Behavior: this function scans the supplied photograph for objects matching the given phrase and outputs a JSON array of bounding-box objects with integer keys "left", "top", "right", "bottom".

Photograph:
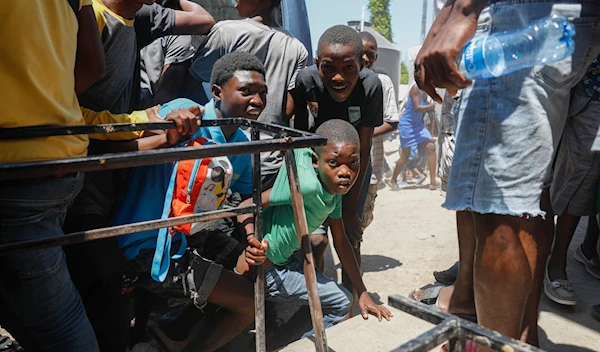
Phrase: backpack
[{"left": 152, "top": 137, "right": 233, "bottom": 282}]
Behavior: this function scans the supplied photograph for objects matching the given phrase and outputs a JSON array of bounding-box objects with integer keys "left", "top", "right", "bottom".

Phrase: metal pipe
[
  {"left": 0, "top": 136, "right": 325, "bottom": 181},
  {"left": 0, "top": 118, "right": 315, "bottom": 139},
  {"left": 284, "top": 150, "right": 328, "bottom": 352},
  {"left": 252, "top": 128, "right": 266, "bottom": 352},
  {"left": 0, "top": 206, "right": 257, "bottom": 256},
  {"left": 388, "top": 295, "right": 546, "bottom": 352},
  {"left": 388, "top": 294, "right": 448, "bottom": 325},
  {"left": 393, "top": 319, "right": 458, "bottom": 352}
]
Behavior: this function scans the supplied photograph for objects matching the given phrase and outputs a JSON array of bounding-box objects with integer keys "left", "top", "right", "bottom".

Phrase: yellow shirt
[{"left": 0, "top": 0, "right": 146, "bottom": 164}]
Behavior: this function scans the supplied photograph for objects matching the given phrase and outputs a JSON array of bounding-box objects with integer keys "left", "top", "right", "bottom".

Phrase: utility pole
[
  {"left": 360, "top": 5, "right": 366, "bottom": 31},
  {"left": 420, "top": 0, "right": 428, "bottom": 43}
]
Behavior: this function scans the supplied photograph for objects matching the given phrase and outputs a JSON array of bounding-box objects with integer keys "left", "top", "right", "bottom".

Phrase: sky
[{"left": 305, "top": 0, "right": 433, "bottom": 63}]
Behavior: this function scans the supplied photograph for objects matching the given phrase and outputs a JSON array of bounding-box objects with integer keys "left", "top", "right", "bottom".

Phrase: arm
[
  {"left": 235, "top": 190, "right": 272, "bottom": 274},
  {"left": 172, "top": 0, "right": 216, "bottom": 35},
  {"left": 410, "top": 87, "right": 435, "bottom": 113},
  {"left": 343, "top": 125, "right": 373, "bottom": 246},
  {"left": 373, "top": 121, "right": 396, "bottom": 137},
  {"left": 154, "top": 60, "right": 192, "bottom": 104},
  {"left": 75, "top": 4, "right": 106, "bottom": 95},
  {"left": 329, "top": 217, "right": 392, "bottom": 321},
  {"left": 81, "top": 108, "right": 150, "bottom": 140},
  {"left": 83, "top": 105, "right": 202, "bottom": 144},
  {"left": 414, "top": 0, "right": 488, "bottom": 102}
]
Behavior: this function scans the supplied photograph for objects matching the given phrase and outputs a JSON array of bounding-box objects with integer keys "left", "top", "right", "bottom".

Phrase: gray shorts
[
  {"left": 551, "top": 83, "right": 600, "bottom": 216},
  {"left": 124, "top": 247, "right": 222, "bottom": 309}
]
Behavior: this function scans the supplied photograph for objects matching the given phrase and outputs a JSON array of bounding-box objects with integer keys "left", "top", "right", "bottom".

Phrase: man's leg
[
  {"left": 581, "top": 216, "right": 600, "bottom": 260},
  {"left": 472, "top": 213, "right": 541, "bottom": 349},
  {"left": 0, "top": 174, "right": 99, "bottom": 352},
  {"left": 546, "top": 213, "right": 579, "bottom": 282},
  {"left": 424, "top": 140, "right": 437, "bottom": 187},
  {"left": 390, "top": 148, "right": 412, "bottom": 186},
  {"left": 266, "top": 258, "right": 352, "bottom": 347},
  {"left": 518, "top": 189, "right": 554, "bottom": 346},
  {"left": 198, "top": 269, "right": 255, "bottom": 352}
]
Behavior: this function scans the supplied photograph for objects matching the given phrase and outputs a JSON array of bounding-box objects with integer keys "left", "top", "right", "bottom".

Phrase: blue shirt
[{"left": 112, "top": 98, "right": 253, "bottom": 260}]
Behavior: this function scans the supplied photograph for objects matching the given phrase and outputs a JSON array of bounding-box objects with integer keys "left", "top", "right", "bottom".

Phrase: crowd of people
[{"left": 0, "top": 0, "right": 599, "bottom": 352}]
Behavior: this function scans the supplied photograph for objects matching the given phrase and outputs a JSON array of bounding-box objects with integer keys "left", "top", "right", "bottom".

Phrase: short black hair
[
  {"left": 359, "top": 31, "right": 378, "bottom": 48},
  {"left": 210, "top": 51, "right": 266, "bottom": 87},
  {"left": 317, "top": 25, "right": 363, "bottom": 59},
  {"left": 270, "top": 0, "right": 282, "bottom": 8},
  {"left": 314, "top": 119, "right": 360, "bottom": 155}
]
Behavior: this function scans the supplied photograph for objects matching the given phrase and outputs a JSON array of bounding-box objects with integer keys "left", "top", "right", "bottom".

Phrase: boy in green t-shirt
[{"left": 236, "top": 119, "right": 392, "bottom": 343}]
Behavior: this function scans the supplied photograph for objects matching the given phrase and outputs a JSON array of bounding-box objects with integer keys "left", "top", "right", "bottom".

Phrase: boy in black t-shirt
[{"left": 290, "top": 25, "right": 383, "bottom": 312}]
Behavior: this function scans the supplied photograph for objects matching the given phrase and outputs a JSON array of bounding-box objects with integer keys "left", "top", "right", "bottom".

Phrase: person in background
[
  {"left": 290, "top": 25, "right": 383, "bottom": 312},
  {"left": 185, "top": 0, "right": 308, "bottom": 189},
  {"left": 388, "top": 84, "right": 437, "bottom": 191},
  {"left": 139, "top": 34, "right": 195, "bottom": 108},
  {"left": 138, "top": 0, "right": 205, "bottom": 109},
  {"left": 358, "top": 31, "right": 399, "bottom": 230},
  {"left": 411, "top": 0, "right": 600, "bottom": 349},
  {"left": 544, "top": 57, "right": 600, "bottom": 306}
]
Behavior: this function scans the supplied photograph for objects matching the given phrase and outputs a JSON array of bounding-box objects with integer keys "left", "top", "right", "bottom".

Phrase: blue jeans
[
  {"left": 444, "top": 0, "right": 600, "bottom": 217},
  {"left": 264, "top": 256, "right": 352, "bottom": 339},
  {"left": 0, "top": 174, "right": 99, "bottom": 352}
]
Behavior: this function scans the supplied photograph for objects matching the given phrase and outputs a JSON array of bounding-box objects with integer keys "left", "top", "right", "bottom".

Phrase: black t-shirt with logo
[{"left": 291, "top": 65, "right": 383, "bottom": 132}]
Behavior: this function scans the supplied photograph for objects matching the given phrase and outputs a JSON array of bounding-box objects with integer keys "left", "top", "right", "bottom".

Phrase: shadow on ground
[{"left": 334, "top": 254, "right": 403, "bottom": 273}]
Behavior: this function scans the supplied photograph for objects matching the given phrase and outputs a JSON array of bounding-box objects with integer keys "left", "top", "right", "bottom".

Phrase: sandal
[
  {"left": 386, "top": 179, "right": 401, "bottom": 191},
  {"left": 410, "top": 286, "right": 477, "bottom": 323},
  {"left": 544, "top": 270, "right": 576, "bottom": 306}
]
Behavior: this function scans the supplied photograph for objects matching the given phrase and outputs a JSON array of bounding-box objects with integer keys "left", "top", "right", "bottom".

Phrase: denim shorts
[{"left": 444, "top": 0, "right": 600, "bottom": 217}]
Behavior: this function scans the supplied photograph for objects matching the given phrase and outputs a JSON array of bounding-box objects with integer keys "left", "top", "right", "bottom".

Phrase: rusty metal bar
[
  {"left": 0, "top": 136, "right": 324, "bottom": 181},
  {"left": 284, "top": 149, "right": 328, "bottom": 352},
  {"left": 0, "top": 206, "right": 257, "bottom": 256},
  {"left": 0, "top": 118, "right": 313, "bottom": 139},
  {"left": 388, "top": 295, "right": 546, "bottom": 352},
  {"left": 252, "top": 128, "right": 266, "bottom": 352},
  {"left": 394, "top": 319, "right": 458, "bottom": 352}
]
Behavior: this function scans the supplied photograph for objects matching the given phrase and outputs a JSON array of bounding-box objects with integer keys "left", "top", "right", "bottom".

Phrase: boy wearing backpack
[
  {"left": 110, "top": 52, "right": 268, "bottom": 352},
  {"left": 235, "top": 119, "right": 392, "bottom": 346}
]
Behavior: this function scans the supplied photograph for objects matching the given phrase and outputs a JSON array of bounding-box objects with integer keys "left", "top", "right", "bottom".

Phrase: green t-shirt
[{"left": 263, "top": 148, "right": 342, "bottom": 265}]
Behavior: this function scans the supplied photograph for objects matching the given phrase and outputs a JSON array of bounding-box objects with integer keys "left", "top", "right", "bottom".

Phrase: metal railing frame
[
  {"left": 0, "top": 118, "right": 328, "bottom": 352},
  {"left": 388, "top": 295, "right": 545, "bottom": 352}
]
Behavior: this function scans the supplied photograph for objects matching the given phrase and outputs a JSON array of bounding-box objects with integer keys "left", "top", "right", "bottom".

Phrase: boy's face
[
  {"left": 362, "top": 40, "right": 377, "bottom": 69},
  {"left": 316, "top": 44, "right": 363, "bottom": 103},
  {"left": 234, "top": 0, "right": 272, "bottom": 17},
  {"left": 315, "top": 142, "right": 360, "bottom": 195},
  {"left": 212, "top": 70, "right": 267, "bottom": 120}
]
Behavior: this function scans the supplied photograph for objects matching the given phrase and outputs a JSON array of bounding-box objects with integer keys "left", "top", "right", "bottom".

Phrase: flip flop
[{"left": 410, "top": 286, "right": 477, "bottom": 323}]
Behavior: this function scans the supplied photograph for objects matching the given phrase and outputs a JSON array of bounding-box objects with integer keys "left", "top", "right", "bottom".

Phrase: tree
[
  {"left": 368, "top": 0, "right": 392, "bottom": 42},
  {"left": 400, "top": 61, "right": 409, "bottom": 84}
]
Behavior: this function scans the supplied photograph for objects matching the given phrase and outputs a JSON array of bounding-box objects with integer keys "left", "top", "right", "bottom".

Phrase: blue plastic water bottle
[{"left": 459, "top": 15, "right": 576, "bottom": 80}]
